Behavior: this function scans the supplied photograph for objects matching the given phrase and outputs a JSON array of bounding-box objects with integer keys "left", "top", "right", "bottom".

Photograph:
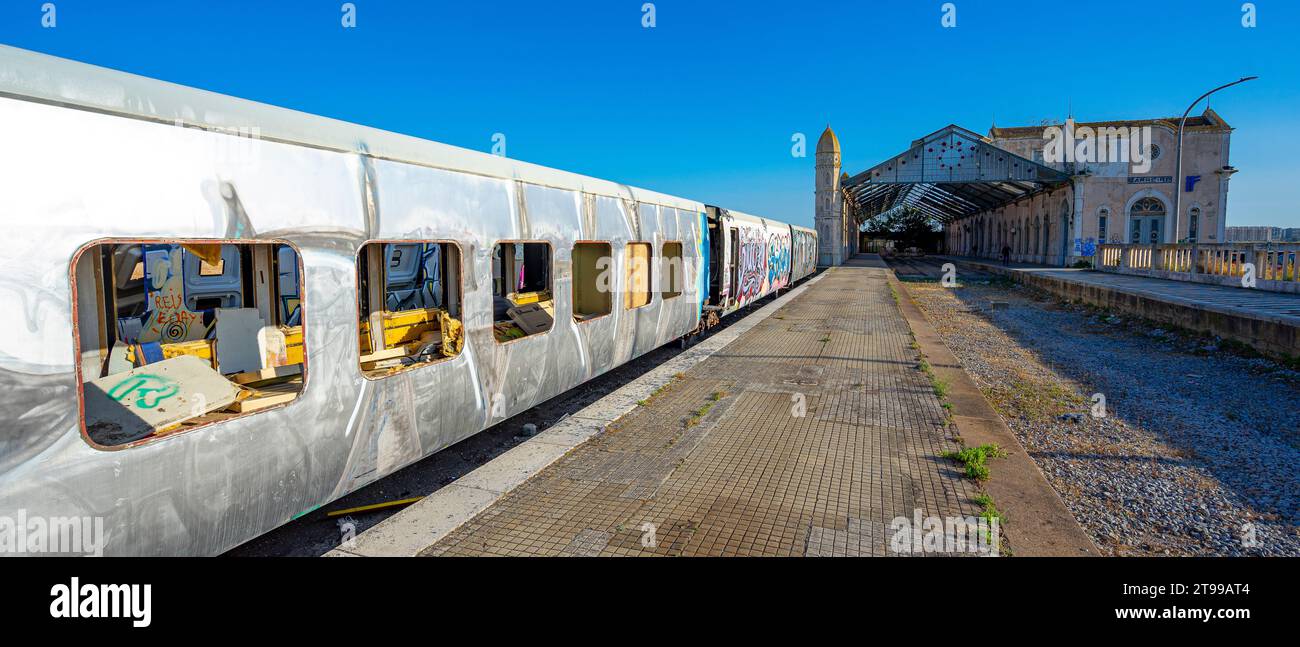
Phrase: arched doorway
[{"left": 1129, "top": 197, "right": 1166, "bottom": 244}]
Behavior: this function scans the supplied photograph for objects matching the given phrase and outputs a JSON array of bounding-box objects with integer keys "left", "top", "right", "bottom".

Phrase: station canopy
[{"left": 843, "top": 125, "right": 1071, "bottom": 224}]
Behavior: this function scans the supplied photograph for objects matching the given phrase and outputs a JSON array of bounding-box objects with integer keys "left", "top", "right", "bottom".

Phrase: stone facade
[{"left": 943, "top": 109, "right": 1234, "bottom": 266}]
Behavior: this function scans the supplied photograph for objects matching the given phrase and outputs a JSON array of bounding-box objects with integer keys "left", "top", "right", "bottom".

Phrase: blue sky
[{"left": 2, "top": 0, "right": 1296, "bottom": 228}]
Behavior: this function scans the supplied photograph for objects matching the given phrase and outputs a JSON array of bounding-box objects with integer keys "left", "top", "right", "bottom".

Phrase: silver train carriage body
[{"left": 0, "top": 46, "right": 814, "bottom": 555}]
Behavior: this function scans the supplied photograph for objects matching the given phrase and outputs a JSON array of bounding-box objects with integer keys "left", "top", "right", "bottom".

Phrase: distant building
[
  {"left": 1225, "top": 226, "right": 1283, "bottom": 242},
  {"left": 1283, "top": 228, "right": 1300, "bottom": 242}
]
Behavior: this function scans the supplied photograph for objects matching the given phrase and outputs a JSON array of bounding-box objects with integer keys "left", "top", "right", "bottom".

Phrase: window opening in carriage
[
  {"left": 74, "top": 241, "right": 306, "bottom": 448},
  {"left": 356, "top": 241, "right": 463, "bottom": 378},
  {"left": 660, "top": 241, "right": 683, "bottom": 299},
  {"left": 492, "top": 241, "right": 553, "bottom": 342},
  {"left": 572, "top": 242, "right": 612, "bottom": 322},
  {"left": 625, "top": 242, "right": 652, "bottom": 309}
]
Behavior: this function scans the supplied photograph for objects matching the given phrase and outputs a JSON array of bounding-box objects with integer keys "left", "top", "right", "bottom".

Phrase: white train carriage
[{"left": 0, "top": 45, "right": 813, "bottom": 555}]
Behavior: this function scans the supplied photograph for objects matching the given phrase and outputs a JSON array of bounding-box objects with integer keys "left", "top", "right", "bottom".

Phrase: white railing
[{"left": 1096, "top": 243, "right": 1300, "bottom": 292}]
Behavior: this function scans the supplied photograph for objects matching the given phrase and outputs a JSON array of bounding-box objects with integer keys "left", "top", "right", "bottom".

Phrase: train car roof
[
  {"left": 722, "top": 208, "right": 795, "bottom": 230},
  {"left": 0, "top": 45, "right": 704, "bottom": 213}
]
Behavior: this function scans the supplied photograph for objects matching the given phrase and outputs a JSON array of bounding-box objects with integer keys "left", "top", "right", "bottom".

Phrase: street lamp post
[{"left": 1172, "top": 76, "right": 1257, "bottom": 244}]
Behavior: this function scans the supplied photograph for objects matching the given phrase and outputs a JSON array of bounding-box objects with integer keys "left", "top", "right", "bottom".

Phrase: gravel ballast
[{"left": 905, "top": 278, "right": 1299, "bottom": 556}]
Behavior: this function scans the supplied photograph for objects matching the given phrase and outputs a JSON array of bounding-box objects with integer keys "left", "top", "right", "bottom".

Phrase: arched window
[
  {"left": 1132, "top": 197, "right": 1165, "bottom": 216},
  {"left": 1188, "top": 207, "right": 1201, "bottom": 242}
]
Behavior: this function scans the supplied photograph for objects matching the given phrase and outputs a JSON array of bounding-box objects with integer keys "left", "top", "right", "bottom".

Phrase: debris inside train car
[
  {"left": 491, "top": 242, "right": 553, "bottom": 342},
  {"left": 356, "top": 241, "right": 464, "bottom": 377},
  {"left": 74, "top": 241, "right": 306, "bottom": 446},
  {"left": 83, "top": 355, "right": 239, "bottom": 445}
]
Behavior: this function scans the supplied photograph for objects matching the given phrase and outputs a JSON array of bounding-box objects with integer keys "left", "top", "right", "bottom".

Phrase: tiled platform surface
[{"left": 423, "top": 256, "right": 980, "bottom": 556}]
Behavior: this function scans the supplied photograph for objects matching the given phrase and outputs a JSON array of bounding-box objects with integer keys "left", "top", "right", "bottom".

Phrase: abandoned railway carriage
[{"left": 0, "top": 46, "right": 816, "bottom": 556}]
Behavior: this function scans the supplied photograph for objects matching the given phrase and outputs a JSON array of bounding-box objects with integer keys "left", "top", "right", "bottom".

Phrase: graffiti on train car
[
  {"left": 108, "top": 373, "right": 180, "bottom": 408},
  {"left": 793, "top": 230, "right": 817, "bottom": 279},
  {"left": 150, "top": 289, "right": 207, "bottom": 342},
  {"left": 767, "top": 232, "right": 792, "bottom": 290},
  {"left": 737, "top": 228, "right": 767, "bottom": 303},
  {"left": 136, "top": 247, "right": 214, "bottom": 344}
]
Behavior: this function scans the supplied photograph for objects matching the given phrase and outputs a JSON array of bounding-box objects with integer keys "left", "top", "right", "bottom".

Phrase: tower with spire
[{"left": 815, "top": 125, "right": 844, "bottom": 266}]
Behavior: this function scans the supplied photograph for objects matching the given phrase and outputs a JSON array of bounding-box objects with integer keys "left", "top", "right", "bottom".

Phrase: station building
[{"left": 823, "top": 109, "right": 1236, "bottom": 267}]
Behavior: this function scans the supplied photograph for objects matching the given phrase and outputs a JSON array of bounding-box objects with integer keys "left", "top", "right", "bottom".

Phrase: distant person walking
[{"left": 1001, "top": 244, "right": 1011, "bottom": 266}]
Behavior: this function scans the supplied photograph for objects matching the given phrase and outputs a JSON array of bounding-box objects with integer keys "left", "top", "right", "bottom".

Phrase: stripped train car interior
[{"left": 0, "top": 45, "right": 816, "bottom": 555}]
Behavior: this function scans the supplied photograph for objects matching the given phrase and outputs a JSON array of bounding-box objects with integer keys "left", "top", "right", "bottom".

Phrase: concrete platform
[
  {"left": 333, "top": 254, "right": 1095, "bottom": 557},
  {"left": 936, "top": 256, "right": 1300, "bottom": 361},
  {"left": 327, "top": 272, "right": 830, "bottom": 557}
]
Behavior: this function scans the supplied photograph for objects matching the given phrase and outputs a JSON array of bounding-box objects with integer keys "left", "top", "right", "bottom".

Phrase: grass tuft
[
  {"left": 941, "top": 443, "right": 1008, "bottom": 481},
  {"left": 972, "top": 493, "right": 1005, "bottom": 545},
  {"left": 685, "top": 391, "right": 727, "bottom": 428}
]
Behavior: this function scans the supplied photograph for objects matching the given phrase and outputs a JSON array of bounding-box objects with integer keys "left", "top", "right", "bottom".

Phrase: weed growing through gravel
[{"left": 942, "top": 443, "right": 1008, "bottom": 481}]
